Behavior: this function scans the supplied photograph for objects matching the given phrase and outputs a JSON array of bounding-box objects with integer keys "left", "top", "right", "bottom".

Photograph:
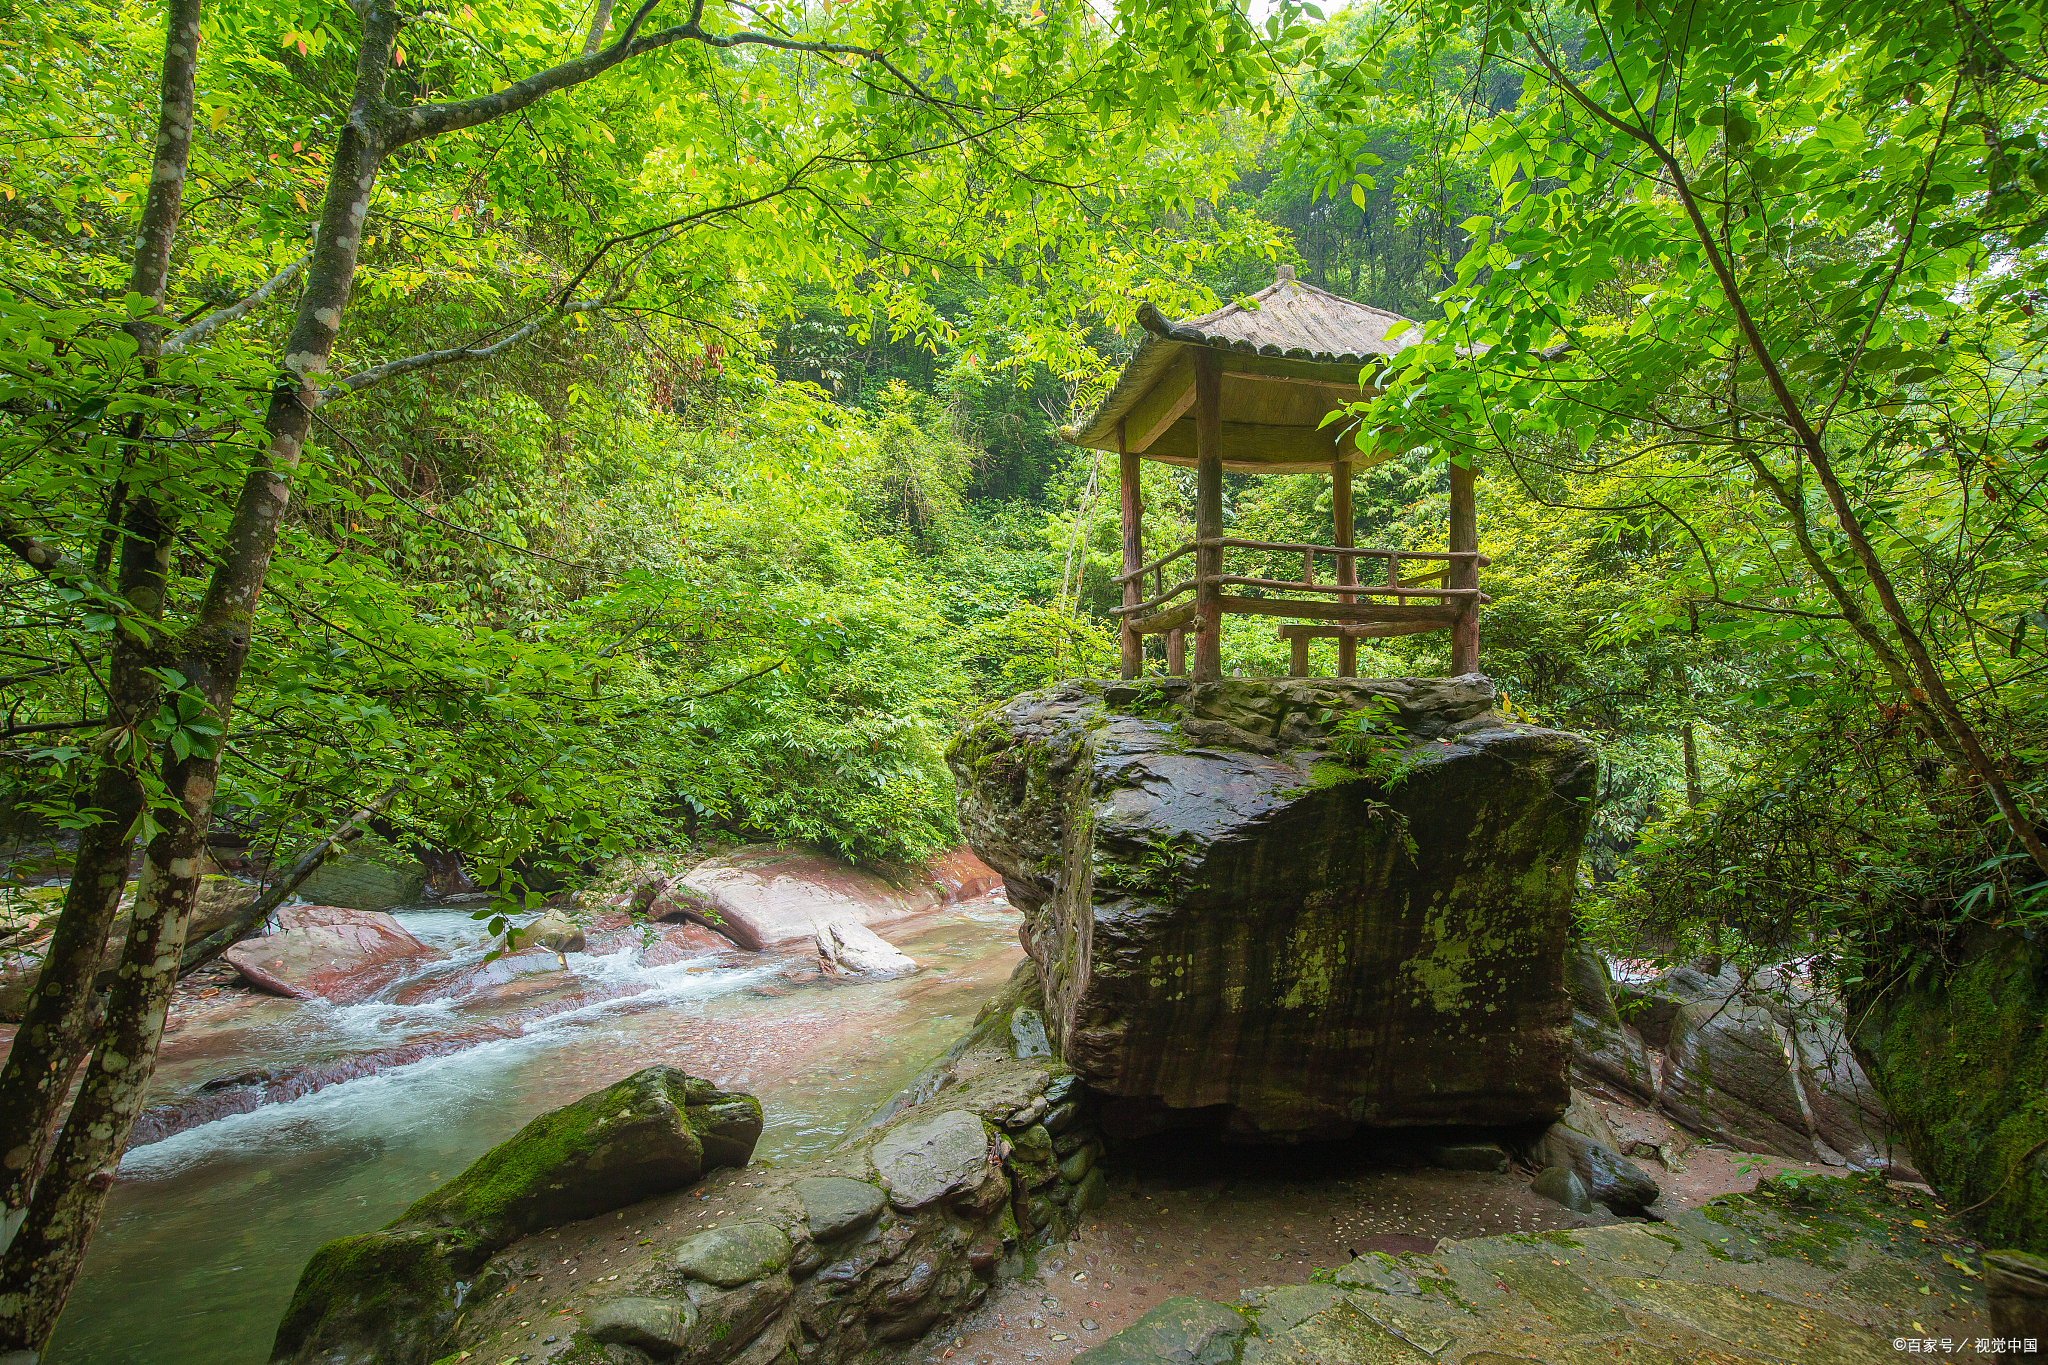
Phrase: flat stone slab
[
  {"left": 792, "top": 1176, "right": 886, "bottom": 1242},
  {"left": 1076, "top": 1175, "right": 1980, "bottom": 1365},
  {"left": 674, "top": 1221, "right": 791, "bottom": 1288},
  {"left": 871, "top": 1109, "right": 991, "bottom": 1210},
  {"left": 1073, "top": 1296, "right": 1249, "bottom": 1365}
]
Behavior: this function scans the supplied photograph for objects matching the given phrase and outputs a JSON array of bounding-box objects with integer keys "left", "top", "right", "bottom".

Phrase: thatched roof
[{"left": 1061, "top": 267, "right": 1419, "bottom": 471}]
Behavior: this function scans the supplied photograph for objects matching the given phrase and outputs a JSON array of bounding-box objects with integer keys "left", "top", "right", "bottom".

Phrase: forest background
[
  {"left": 1, "top": 0, "right": 2046, "bottom": 1338},
  {"left": 3, "top": 0, "right": 2045, "bottom": 978}
]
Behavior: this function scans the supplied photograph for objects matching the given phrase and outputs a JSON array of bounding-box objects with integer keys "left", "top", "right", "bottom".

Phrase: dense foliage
[{"left": 0, "top": 0, "right": 2045, "bottom": 1339}]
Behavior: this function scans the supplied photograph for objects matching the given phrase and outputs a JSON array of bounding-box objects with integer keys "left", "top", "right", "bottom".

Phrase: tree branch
[
  {"left": 163, "top": 257, "right": 307, "bottom": 356},
  {"left": 179, "top": 783, "right": 405, "bottom": 976}
]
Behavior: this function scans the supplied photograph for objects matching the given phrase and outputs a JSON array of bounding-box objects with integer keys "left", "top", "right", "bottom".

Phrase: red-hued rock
[
  {"left": 224, "top": 905, "right": 438, "bottom": 1004},
  {"left": 925, "top": 847, "right": 1003, "bottom": 904},
  {"left": 665, "top": 846, "right": 942, "bottom": 950}
]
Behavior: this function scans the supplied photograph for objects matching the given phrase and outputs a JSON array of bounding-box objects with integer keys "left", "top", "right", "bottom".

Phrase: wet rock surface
[
  {"left": 1021, "top": 1174, "right": 1985, "bottom": 1365},
  {"left": 272, "top": 1066, "right": 763, "bottom": 1364},
  {"left": 949, "top": 676, "right": 1597, "bottom": 1142},
  {"left": 224, "top": 904, "right": 440, "bottom": 1003}
]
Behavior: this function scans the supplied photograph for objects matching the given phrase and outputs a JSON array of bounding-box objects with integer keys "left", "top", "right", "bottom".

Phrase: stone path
[{"left": 922, "top": 1173, "right": 1987, "bottom": 1365}]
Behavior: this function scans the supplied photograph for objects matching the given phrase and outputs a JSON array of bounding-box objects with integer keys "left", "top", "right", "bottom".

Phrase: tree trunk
[
  {"left": 0, "top": 0, "right": 201, "bottom": 1271},
  {"left": 0, "top": 7, "right": 394, "bottom": 1348}
]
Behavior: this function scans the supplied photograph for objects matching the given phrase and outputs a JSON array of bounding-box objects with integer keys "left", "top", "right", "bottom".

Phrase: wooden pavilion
[{"left": 1062, "top": 266, "right": 1486, "bottom": 683}]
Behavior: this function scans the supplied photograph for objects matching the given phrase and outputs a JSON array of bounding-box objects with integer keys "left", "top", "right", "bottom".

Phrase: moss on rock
[{"left": 1850, "top": 925, "right": 2048, "bottom": 1251}]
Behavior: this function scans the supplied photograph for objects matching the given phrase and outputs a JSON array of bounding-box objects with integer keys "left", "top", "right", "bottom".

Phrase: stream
[{"left": 41, "top": 894, "right": 1025, "bottom": 1365}]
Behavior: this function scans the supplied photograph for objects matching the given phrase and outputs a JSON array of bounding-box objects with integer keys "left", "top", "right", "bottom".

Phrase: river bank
[{"left": 15, "top": 893, "right": 1026, "bottom": 1365}]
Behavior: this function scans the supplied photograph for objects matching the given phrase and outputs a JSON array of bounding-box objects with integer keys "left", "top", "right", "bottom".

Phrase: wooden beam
[
  {"left": 1219, "top": 596, "right": 1463, "bottom": 626},
  {"left": 1143, "top": 417, "right": 1344, "bottom": 468},
  {"left": 1125, "top": 353, "right": 1196, "bottom": 452},
  {"left": 1118, "top": 423, "right": 1142, "bottom": 680},
  {"left": 1448, "top": 458, "right": 1480, "bottom": 673},
  {"left": 1128, "top": 600, "right": 1199, "bottom": 637},
  {"left": 1193, "top": 353, "right": 1224, "bottom": 683},
  {"left": 1278, "top": 619, "right": 1458, "bottom": 640},
  {"left": 1334, "top": 460, "right": 1356, "bottom": 679},
  {"left": 1210, "top": 351, "right": 1385, "bottom": 386}
]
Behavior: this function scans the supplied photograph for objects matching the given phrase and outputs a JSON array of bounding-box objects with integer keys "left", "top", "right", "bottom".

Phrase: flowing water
[{"left": 41, "top": 895, "right": 1025, "bottom": 1365}]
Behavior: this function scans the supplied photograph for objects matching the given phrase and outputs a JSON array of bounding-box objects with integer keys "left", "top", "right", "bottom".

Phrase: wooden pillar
[
  {"left": 1192, "top": 352, "right": 1224, "bottom": 683},
  {"left": 1117, "top": 422, "right": 1142, "bottom": 680},
  {"left": 1333, "top": 458, "right": 1356, "bottom": 679},
  {"left": 1448, "top": 457, "right": 1480, "bottom": 674},
  {"left": 1167, "top": 628, "right": 1185, "bottom": 676},
  {"left": 1289, "top": 632, "right": 1309, "bottom": 678}
]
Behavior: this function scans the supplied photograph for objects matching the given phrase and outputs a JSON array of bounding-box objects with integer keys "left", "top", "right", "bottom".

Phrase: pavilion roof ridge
[
  {"left": 1060, "top": 267, "right": 1421, "bottom": 455},
  {"left": 1137, "top": 269, "right": 1417, "bottom": 366}
]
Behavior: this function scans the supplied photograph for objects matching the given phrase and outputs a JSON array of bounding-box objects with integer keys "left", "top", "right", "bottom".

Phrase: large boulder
[
  {"left": 1, "top": 875, "right": 257, "bottom": 1020},
  {"left": 224, "top": 904, "right": 438, "bottom": 1004},
  {"left": 272, "top": 1066, "right": 761, "bottom": 1364},
  {"left": 663, "top": 845, "right": 949, "bottom": 950},
  {"left": 1851, "top": 923, "right": 2048, "bottom": 1251},
  {"left": 948, "top": 675, "right": 1597, "bottom": 1142},
  {"left": 296, "top": 836, "right": 429, "bottom": 910}
]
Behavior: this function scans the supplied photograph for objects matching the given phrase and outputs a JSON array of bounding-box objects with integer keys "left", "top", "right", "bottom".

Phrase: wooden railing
[{"left": 1111, "top": 538, "right": 1489, "bottom": 677}]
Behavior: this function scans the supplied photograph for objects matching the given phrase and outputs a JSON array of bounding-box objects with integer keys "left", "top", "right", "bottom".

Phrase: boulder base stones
[
  {"left": 793, "top": 1176, "right": 887, "bottom": 1241},
  {"left": 1986, "top": 1251, "right": 2048, "bottom": 1339},
  {"left": 1531, "top": 1164, "right": 1595, "bottom": 1213},
  {"left": 273, "top": 1067, "right": 760, "bottom": 1364},
  {"left": 225, "top": 905, "right": 437, "bottom": 1004},
  {"left": 676, "top": 1222, "right": 792, "bottom": 1287},
  {"left": 872, "top": 1108, "right": 994, "bottom": 1210},
  {"left": 1527, "top": 1088, "right": 1660, "bottom": 1214},
  {"left": 949, "top": 676, "right": 1597, "bottom": 1141}
]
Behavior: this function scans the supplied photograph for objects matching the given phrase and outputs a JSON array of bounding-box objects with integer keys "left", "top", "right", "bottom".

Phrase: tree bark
[{"left": 0, "top": 0, "right": 200, "bottom": 1277}]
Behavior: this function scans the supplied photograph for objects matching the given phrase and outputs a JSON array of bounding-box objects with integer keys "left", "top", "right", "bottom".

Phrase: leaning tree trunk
[{"left": 0, "top": 0, "right": 200, "bottom": 1264}]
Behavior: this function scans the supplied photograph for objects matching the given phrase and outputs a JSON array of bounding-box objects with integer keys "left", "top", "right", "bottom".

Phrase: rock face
[
  {"left": 1622, "top": 964, "right": 1904, "bottom": 1173},
  {"left": 1851, "top": 924, "right": 2048, "bottom": 1251},
  {"left": 273, "top": 964, "right": 1110, "bottom": 1365},
  {"left": 1567, "top": 940, "right": 1657, "bottom": 1104},
  {"left": 224, "top": 904, "right": 438, "bottom": 1004},
  {"left": 948, "top": 675, "right": 1597, "bottom": 1141},
  {"left": 272, "top": 1066, "right": 761, "bottom": 1365}
]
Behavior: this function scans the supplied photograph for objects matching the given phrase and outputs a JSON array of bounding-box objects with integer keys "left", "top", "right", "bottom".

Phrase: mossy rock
[
  {"left": 269, "top": 1228, "right": 487, "bottom": 1365},
  {"left": 401, "top": 1065, "right": 761, "bottom": 1245},
  {"left": 273, "top": 1067, "right": 760, "bottom": 1365},
  {"left": 1850, "top": 923, "right": 2048, "bottom": 1250}
]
